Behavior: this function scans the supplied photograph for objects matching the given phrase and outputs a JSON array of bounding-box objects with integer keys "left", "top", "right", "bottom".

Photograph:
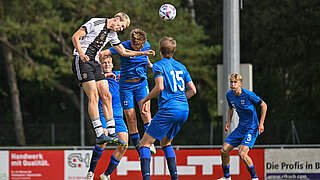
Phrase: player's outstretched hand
[
  {"left": 144, "top": 50, "right": 155, "bottom": 56},
  {"left": 258, "top": 124, "right": 264, "bottom": 135}
]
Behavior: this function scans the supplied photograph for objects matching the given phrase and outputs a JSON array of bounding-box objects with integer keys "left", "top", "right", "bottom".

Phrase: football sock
[
  {"left": 104, "top": 155, "right": 120, "bottom": 175},
  {"left": 144, "top": 123, "right": 150, "bottom": 130},
  {"left": 92, "top": 117, "right": 104, "bottom": 137},
  {"left": 139, "top": 146, "right": 151, "bottom": 180},
  {"left": 88, "top": 144, "right": 104, "bottom": 172},
  {"left": 222, "top": 164, "right": 230, "bottom": 178},
  {"left": 106, "top": 118, "right": 116, "bottom": 135},
  {"left": 130, "top": 133, "right": 140, "bottom": 152},
  {"left": 248, "top": 165, "right": 258, "bottom": 178},
  {"left": 163, "top": 145, "right": 178, "bottom": 180}
]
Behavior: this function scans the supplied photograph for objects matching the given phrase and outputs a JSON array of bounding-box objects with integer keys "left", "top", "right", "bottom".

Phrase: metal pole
[
  {"left": 223, "top": 0, "right": 240, "bottom": 141},
  {"left": 51, "top": 123, "right": 55, "bottom": 145},
  {"left": 210, "top": 121, "right": 214, "bottom": 145},
  {"left": 80, "top": 88, "right": 85, "bottom": 146}
]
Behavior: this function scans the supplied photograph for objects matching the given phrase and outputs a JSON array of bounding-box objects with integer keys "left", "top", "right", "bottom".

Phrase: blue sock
[
  {"left": 130, "top": 133, "right": 140, "bottom": 152},
  {"left": 222, "top": 165, "right": 230, "bottom": 178},
  {"left": 144, "top": 123, "right": 150, "bottom": 130},
  {"left": 139, "top": 146, "right": 151, "bottom": 180},
  {"left": 248, "top": 165, "right": 257, "bottom": 178},
  {"left": 88, "top": 145, "right": 104, "bottom": 172},
  {"left": 105, "top": 155, "right": 120, "bottom": 175},
  {"left": 163, "top": 145, "right": 178, "bottom": 180}
]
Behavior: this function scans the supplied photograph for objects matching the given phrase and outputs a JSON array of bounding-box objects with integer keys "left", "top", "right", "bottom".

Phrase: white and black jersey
[{"left": 73, "top": 18, "right": 121, "bottom": 61}]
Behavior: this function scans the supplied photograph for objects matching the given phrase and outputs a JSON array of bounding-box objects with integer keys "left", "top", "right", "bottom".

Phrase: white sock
[
  {"left": 106, "top": 119, "right": 115, "bottom": 135},
  {"left": 92, "top": 118, "right": 104, "bottom": 137}
]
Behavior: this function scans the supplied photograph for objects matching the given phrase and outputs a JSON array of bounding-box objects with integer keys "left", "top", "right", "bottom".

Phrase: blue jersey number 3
[{"left": 170, "top": 70, "right": 185, "bottom": 92}]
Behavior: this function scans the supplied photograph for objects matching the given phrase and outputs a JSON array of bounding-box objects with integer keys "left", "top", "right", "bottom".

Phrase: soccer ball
[{"left": 159, "top": 4, "right": 176, "bottom": 21}]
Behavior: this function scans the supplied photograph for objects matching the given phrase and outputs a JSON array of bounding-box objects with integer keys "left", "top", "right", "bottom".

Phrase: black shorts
[{"left": 72, "top": 55, "right": 105, "bottom": 85}]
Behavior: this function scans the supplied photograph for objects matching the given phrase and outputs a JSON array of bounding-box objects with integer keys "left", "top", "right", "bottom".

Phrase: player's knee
[
  {"left": 117, "top": 145, "right": 128, "bottom": 154},
  {"left": 100, "top": 91, "right": 112, "bottom": 103},
  {"left": 88, "top": 92, "right": 99, "bottom": 105},
  {"left": 221, "top": 148, "right": 229, "bottom": 156},
  {"left": 238, "top": 150, "right": 247, "bottom": 160}
]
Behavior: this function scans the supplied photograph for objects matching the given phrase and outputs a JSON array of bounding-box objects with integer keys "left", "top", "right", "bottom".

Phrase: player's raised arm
[
  {"left": 185, "top": 81, "right": 196, "bottom": 99},
  {"left": 141, "top": 75, "right": 164, "bottom": 114},
  {"left": 71, "top": 27, "right": 90, "bottom": 62},
  {"left": 258, "top": 101, "right": 267, "bottom": 134},
  {"left": 113, "top": 43, "right": 155, "bottom": 57}
]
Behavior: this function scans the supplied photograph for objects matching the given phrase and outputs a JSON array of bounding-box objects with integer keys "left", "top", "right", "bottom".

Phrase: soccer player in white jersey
[
  {"left": 218, "top": 73, "right": 267, "bottom": 180},
  {"left": 71, "top": 12, "right": 155, "bottom": 145}
]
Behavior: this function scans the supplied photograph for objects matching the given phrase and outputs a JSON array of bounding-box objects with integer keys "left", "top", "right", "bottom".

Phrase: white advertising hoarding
[
  {"left": 265, "top": 148, "right": 320, "bottom": 179},
  {"left": 0, "top": 151, "right": 9, "bottom": 180},
  {"left": 64, "top": 150, "right": 92, "bottom": 180}
]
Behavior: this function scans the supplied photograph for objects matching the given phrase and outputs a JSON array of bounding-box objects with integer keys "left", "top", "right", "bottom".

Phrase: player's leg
[
  {"left": 120, "top": 86, "right": 141, "bottom": 151},
  {"left": 239, "top": 129, "right": 259, "bottom": 179},
  {"left": 136, "top": 80, "right": 156, "bottom": 154},
  {"left": 139, "top": 132, "right": 156, "bottom": 180},
  {"left": 100, "top": 132, "right": 128, "bottom": 180},
  {"left": 218, "top": 142, "right": 234, "bottom": 180},
  {"left": 87, "top": 129, "right": 108, "bottom": 180},
  {"left": 73, "top": 57, "right": 104, "bottom": 141},
  {"left": 101, "top": 116, "right": 129, "bottom": 179},
  {"left": 136, "top": 79, "right": 152, "bottom": 126},
  {"left": 139, "top": 110, "right": 170, "bottom": 180},
  {"left": 160, "top": 137, "right": 177, "bottom": 180},
  {"left": 96, "top": 74, "right": 113, "bottom": 134},
  {"left": 238, "top": 145, "right": 258, "bottom": 179},
  {"left": 124, "top": 108, "right": 140, "bottom": 150},
  {"left": 82, "top": 80, "right": 108, "bottom": 144},
  {"left": 159, "top": 110, "right": 188, "bottom": 180}
]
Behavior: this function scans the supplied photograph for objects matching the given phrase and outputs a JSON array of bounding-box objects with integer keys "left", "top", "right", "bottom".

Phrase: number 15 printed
[{"left": 170, "top": 70, "right": 185, "bottom": 92}]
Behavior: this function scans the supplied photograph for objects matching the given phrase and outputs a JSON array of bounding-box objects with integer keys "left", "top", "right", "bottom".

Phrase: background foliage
[{"left": 0, "top": 0, "right": 319, "bottom": 146}]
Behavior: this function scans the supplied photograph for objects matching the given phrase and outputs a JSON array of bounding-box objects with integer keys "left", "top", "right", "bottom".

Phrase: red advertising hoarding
[
  {"left": 9, "top": 150, "right": 64, "bottom": 180},
  {"left": 94, "top": 149, "right": 264, "bottom": 180}
]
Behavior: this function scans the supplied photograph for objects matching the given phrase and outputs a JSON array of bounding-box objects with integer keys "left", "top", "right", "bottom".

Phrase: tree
[{"left": 0, "top": 0, "right": 220, "bottom": 145}]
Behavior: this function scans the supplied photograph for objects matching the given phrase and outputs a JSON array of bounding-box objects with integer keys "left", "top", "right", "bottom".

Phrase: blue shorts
[
  {"left": 119, "top": 79, "right": 149, "bottom": 110},
  {"left": 225, "top": 127, "right": 259, "bottom": 149},
  {"left": 146, "top": 109, "right": 189, "bottom": 141},
  {"left": 101, "top": 116, "right": 128, "bottom": 134}
]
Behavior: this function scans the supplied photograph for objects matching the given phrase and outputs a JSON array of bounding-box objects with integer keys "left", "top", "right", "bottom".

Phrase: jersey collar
[{"left": 105, "top": 18, "right": 111, "bottom": 33}]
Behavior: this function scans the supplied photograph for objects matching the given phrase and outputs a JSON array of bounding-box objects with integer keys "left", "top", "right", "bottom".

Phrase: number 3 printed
[{"left": 170, "top": 70, "right": 185, "bottom": 91}]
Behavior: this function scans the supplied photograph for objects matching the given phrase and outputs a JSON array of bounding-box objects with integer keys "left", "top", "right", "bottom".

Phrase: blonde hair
[
  {"left": 159, "top": 36, "right": 176, "bottom": 58},
  {"left": 230, "top": 73, "right": 243, "bottom": 82},
  {"left": 114, "top": 12, "right": 130, "bottom": 28},
  {"left": 130, "top": 28, "right": 147, "bottom": 45}
]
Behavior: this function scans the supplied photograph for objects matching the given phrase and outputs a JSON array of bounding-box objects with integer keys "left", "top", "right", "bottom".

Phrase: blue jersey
[
  {"left": 98, "top": 71, "right": 123, "bottom": 119},
  {"left": 152, "top": 57, "right": 192, "bottom": 111},
  {"left": 226, "top": 88, "right": 262, "bottom": 130},
  {"left": 109, "top": 40, "right": 150, "bottom": 81}
]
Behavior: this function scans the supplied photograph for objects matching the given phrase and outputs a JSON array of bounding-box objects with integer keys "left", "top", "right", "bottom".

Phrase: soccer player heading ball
[{"left": 71, "top": 12, "right": 155, "bottom": 145}]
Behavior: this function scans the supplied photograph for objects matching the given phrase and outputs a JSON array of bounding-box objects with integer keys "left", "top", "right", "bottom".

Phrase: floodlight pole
[{"left": 223, "top": 0, "right": 240, "bottom": 141}]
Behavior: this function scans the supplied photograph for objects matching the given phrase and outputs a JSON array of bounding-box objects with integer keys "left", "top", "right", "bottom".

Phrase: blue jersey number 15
[{"left": 170, "top": 70, "right": 185, "bottom": 92}]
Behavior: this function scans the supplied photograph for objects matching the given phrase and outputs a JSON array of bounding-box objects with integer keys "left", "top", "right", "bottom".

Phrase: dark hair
[{"left": 130, "top": 28, "right": 147, "bottom": 45}]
